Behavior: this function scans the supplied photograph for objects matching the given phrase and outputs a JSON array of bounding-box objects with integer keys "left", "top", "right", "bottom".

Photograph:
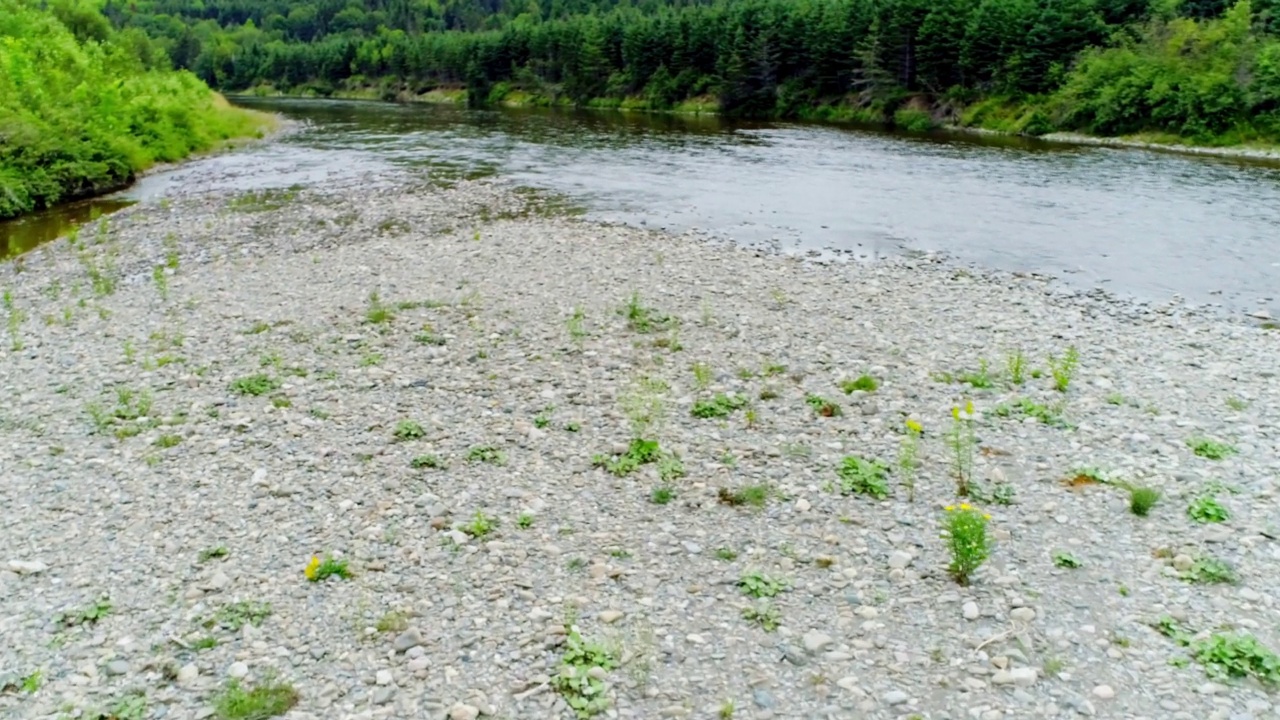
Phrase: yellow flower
[
  {"left": 304, "top": 555, "right": 321, "bottom": 581},
  {"left": 951, "top": 406, "right": 960, "bottom": 420},
  {"left": 965, "top": 400, "right": 974, "bottom": 415},
  {"left": 984, "top": 514, "right": 992, "bottom": 520},
  {"left": 945, "top": 505, "right": 956, "bottom": 511},
  {"left": 906, "top": 419, "right": 923, "bottom": 433},
  {"left": 960, "top": 503, "right": 971, "bottom": 510}
]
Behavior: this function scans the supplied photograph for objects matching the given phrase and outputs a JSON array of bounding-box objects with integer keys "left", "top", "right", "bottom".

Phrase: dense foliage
[{"left": 0, "top": 0, "right": 270, "bottom": 220}]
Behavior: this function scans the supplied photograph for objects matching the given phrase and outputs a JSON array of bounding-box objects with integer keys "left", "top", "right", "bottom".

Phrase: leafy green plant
[
  {"left": 717, "top": 484, "right": 771, "bottom": 508},
  {"left": 207, "top": 601, "right": 272, "bottom": 631},
  {"left": 1225, "top": 397, "right": 1249, "bottom": 411},
  {"left": 941, "top": 504, "right": 991, "bottom": 585},
  {"left": 304, "top": 555, "right": 351, "bottom": 582},
  {"left": 1128, "top": 486, "right": 1160, "bottom": 516},
  {"left": 55, "top": 596, "right": 112, "bottom": 627},
  {"left": 516, "top": 512, "right": 534, "bottom": 529},
  {"left": 805, "top": 394, "right": 842, "bottom": 417},
  {"left": 393, "top": 420, "right": 425, "bottom": 441},
  {"left": 213, "top": 678, "right": 300, "bottom": 720},
  {"left": 650, "top": 485, "right": 676, "bottom": 504},
  {"left": 899, "top": 419, "right": 923, "bottom": 502},
  {"left": 1181, "top": 556, "right": 1238, "bottom": 584},
  {"left": 991, "top": 397, "right": 1072, "bottom": 428},
  {"left": 741, "top": 600, "right": 781, "bottom": 632},
  {"left": 592, "top": 438, "right": 663, "bottom": 476},
  {"left": 947, "top": 402, "right": 977, "bottom": 496},
  {"left": 410, "top": 454, "right": 444, "bottom": 469},
  {"left": 551, "top": 626, "right": 617, "bottom": 719},
  {"left": 738, "top": 571, "right": 788, "bottom": 598},
  {"left": 466, "top": 445, "right": 506, "bottom": 465},
  {"left": 691, "top": 393, "right": 748, "bottom": 418},
  {"left": 364, "top": 291, "right": 394, "bottom": 324},
  {"left": 715, "top": 547, "right": 739, "bottom": 561},
  {"left": 414, "top": 329, "right": 446, "bottom": 345},
  {"left": 1187, "top": 495, "right": 1230, "bottom": 523},
  {"left": 838, "top": 374, "right": 878, "bottom": 393},
  {"left": 1187, "top": 438, "right": 1237, "bottom": 460},
  {"left": 691, "top": 361, "right": 713, "bottom": 389},
  {"left": 461, "top": 511, "right": 497, "bottom": 538},
  {"left": 154, "top": 433, "right": 183, "bottom": 448},
  {"left": 567, "top": 306, "right": 588, "bottom": 343},
  {"left": 534, "top": 406, "right": 554, "bottom": 428},
  {"left": 1052, "top": 551, "right": 1083, "bottom": 568},
  {"left": 199, "top": 546, "right": 230, "bottom": 562},
  {"left": 1190, "top": 633, "right": 1280, "bottom": 687},
  {"left": 836, "top": 455, "right": 890, "bottom": 499},
  {"left": 229, "top": 374, "right": 280, "bottom": 397},
  {"left": 1048, "top": 346, "right": 1079, "bottom": 392},
  {"left": 620, "top": 292, "right": 672, "bottom": 333},
  {"left": 1005, "top": 349, "right": 1028, "bottom": 385}
]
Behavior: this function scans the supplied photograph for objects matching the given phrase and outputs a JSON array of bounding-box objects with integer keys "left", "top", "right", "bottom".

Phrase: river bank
[{"left": 2, "top": 169, "right": 1279, "bottom": 720}]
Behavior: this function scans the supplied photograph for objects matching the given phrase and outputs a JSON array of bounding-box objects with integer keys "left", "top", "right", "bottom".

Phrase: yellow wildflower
[
  {"left": 304, "top": 555, "right": 321, "bottom": 581},
  {"left": 965, "top": 400, "right": 975, "bottom": 415},
  {"left": 906, "top": 419, "right": 923, "bottom": 433},
  {"left": 960, "top": 503, "right": 971, "bottom": 510},
  {"left": 945, "top": 505, "right": 955, "bottom": 512},
  {"left": 951, "top": 406, "right": 960, "bottom": 420},
  {"left": 984, "top": 514, "right": 992, "bottom": 520}
]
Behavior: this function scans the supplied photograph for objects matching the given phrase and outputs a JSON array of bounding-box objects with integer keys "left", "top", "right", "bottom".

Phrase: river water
[{"left": 4, "top": 97, "right": 1278, "bottom": 315}]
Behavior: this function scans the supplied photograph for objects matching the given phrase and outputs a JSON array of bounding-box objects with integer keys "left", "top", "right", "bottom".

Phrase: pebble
[
  {"left": 104, "top": 660, "right": 130, "bottom": 677},
  {"left": 448, "top": 703, "right": 480, "bottom": 720},
  {"left": 1009, "top": 607, "right": 1037, "bottom": 623},
  {"left": 882, "top": 690, "right": 909, "bottom": 705},
  {"left": 376, "top": 669, "right": 393, "bottom": 686},
  {"left": 753, "top": 688, "right": 776, "bottom": 708},
  {"left": 963, "top": 601, "right": 980, "bottom": 620},
  {"left": 7, "top": 560, "right": 48, "bottom": 575},
  {"left": 599, "top": 610, "right": 624, "bottom": 624},
  {"left": 992, "top": 668, "right": 1037, "bottom": 686},
  {"left": 393, "top": 628, "right": 423, "bottom": 652},
  {"left": 1092, "top": 685, "right": 1115, "bottom": 699},
  {"left": 177, "top": 664, "right": 199, "bottom": 685},
  {"left": 887, "top": 551, "right": 913, "bottom": 569},
  {"left": 227, "top": 662, "right": 249, "bottom": 679},
  {"left": 802, "top": 630, "right": 834, "bottom": 654}
]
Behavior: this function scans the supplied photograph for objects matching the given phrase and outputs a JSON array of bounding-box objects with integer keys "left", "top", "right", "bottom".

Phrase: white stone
[
  {"left": 1093, "top": 685, "right": 1115, "bottom": 699},
  {"left": 227, "top": 662, "right": 249, "bottom": 679},
  {"left": 177, "top": 664, "right": 199, "bottom": 685},
  {"left": 376, "top": 669, "right": 393, "bottom": 686},
  {"left": 1009, "top": 607, "right": 1036, "bottom": 623},
  {"left": 887, "top": 551, "right": 913, "bottom": 569},
  {"left": 962, "top": 601, "right": 980, "bottom": 620},
  {"left": 7, "top": 560, "right": 48, "bottom": 575},
  {"left": 448, "top": 703, "right": 480, "bottom": 720},
  {"left": 599, "top": 610, "right": 624, "bottom": 624},
  {"left": 803, "top": 630, "right": 834, "bottom": 653}
]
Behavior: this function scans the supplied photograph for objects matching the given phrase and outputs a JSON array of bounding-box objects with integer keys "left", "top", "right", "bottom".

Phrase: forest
[
  {"left": 0, "top": 0, "right": 269, "bottom": 220},
  {"left": 103, "top": 0, "right": 1280, "bottom": 144}
]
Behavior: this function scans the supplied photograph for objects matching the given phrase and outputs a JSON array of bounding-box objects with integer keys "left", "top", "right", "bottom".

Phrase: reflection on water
[
  {"left": 0, "top": 198, "right": 136, "bottom": 260},
  {"left": 3, "top": 97, "right": 1278, "bottom": 314}
]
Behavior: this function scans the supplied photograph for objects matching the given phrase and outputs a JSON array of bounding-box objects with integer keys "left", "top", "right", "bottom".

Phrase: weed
[
  {"left": 410, "top": 454, "right": 444, "bottom": 469},
  {"left": 805, "top": 394, "right": 842, "bottom": 417},
  {"left": 719, "top": 699, "right": 735, "bottom": 719},
  {"left": 245, "top": 321, "right": 271, "bottom": 335},
  {"left": 650, "top": 485, "right": 676, "bottom": 505},
  {"left": 270, "top": 395, "right": 292, "bottom": 409},
  {"left": 941, "top": 504, "right": 991, "bottom": 585},
  {"left": 567, "top": 306, "right": 588, "bottom": 343},
  {"left": 1190, "top": 633, "right": 1280, "bottom": 686},
  {"left": 838, "top": 374, "right": 879, "bottom": 393},
  {"left": 969, "top": 481, "right": 1017, "bottom": 505},
  {"left": 992, "top": 397, "right": 1072, "bottom": 428},
  {"left": 715, "top": 547, "right": 739, "bottom": 561},
  {"left": 227, "top": 186, "right": 301, "bottom": 212},
  {"left": 309, "top": 407, "right": 330, "bottom": 420},
  {"left": 1181, "top": 557, "right": 1238, "bottom": 584},
  {"left": 836, "top": 455, "right": 890, "bottom": 499},
  {"left": 461, "top": 511, "right": 497, "bottom": 538},
  {"left": 154, "top": 434, "right": 183, "bottom": 449},
  {"left": 516, "top": 512, "right": 534, "bottom": 529},
  {"left": 944, "top": 359, "right": 994, "bottom": 388},
  {"left": 763, "top": 362, "right": 787, "bottom": 376},
  {"left": 738, "top": 571, "right": 788, "bottom": 598},
  {"left": 718, "top": 484, "right": 771, "bottom": 509},
  {"left": 393, "top": 420, "right": 426, "bottom": 441},
  {"left": 592, "top": 438, "right": 663, "bottom": 476},
  {"left": 413, "top": 328, "right": 446, "bottom": 346},
  {"left": 691, "top": 361, "right": 713, "bottom": 389},
  {"left": 229, "top": 374, "right": 280, "bottom": 397},
  {"left": 1006, "top": 349, "right": 1028, "bottom": 385},
  {"left": 1187, "top": 495, "right": 1230, "bottom": 523},
  {"left": 106, "top": 692, "right": 148, "bottom": 720},
  {"left": 359, "top": 352, "right": 383, "bottom": 367},
  {"left": 152, "top": 264, "right": 170, "bottom": 301},
  {"left": 620, "top": 292, "right": 672, "bottom": 333},
  {"left": 758, "top": 386, "right": 780, "bottom": 401},
  {"left": 1187, "top": 438, "right": 1237, "bottom": 460},
  {"left": 1129, "top": 486, "right": 1161, "bottom": 516},
  {"left": 1106, "top": 393, "right": 1126, "bottom": 405},
  {"left": 466, "top": 445, "right": 506, "bottom": 465},
  {"left": 691, "top": 393, "right": 748, "bottom": 419},
  {"left": 741, "top": 601, "right": 781, "bottom": 632},
  {"left": 566, "top": 557, "right": 586, "bottom": 571},
  {"left": 657, "top": 453, "right": 685, "bottom": 482},
  {"left": 304, "top": 555, "right": 351, "bottom": 582},
  {"left": 213, "top": 678, "right": 299, "bottom": 720},
  {"left": 534, "top": 406, "right": 554, "bottom": 428},
  {"left": 17, "top": 670, "right": 41, "bottom": 693},
  {"left": 551, "top": 626, "right": 617, "bottom": 718},
  {"left": 947, "top": 402, "right": 977, "bottom": 496},
  {"left": 1042, "top": 657, "right": 1066, "bottom": 677},
  {"left": 1153, "top": 615, "right": 1192, "bottom": 645},
  {"left": 1047, "top": 346, "right": 1079, "bottom": 392},
  {"left": 199, "top": 546, "right": 229, "bottom": 562},
  {"left": 375, "top": 611, "right": 410, "bottom": 633},
  {"left": 621, "top": 376, "right": 668, "bottom": 437},
  {"left": 1052, "top": 551, "right": 1083, "bottom": 568},
  {"left": 55, "top": 596, "right": 112, "bottom": 627},
  {"left": 1225, "top": 396, "right": 1249, "bottom": 411}
]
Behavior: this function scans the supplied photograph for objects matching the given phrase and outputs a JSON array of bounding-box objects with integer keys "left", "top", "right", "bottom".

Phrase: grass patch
[
  {"left": 838, "top": 374, "right": 879, "bottom": 393},
  {"left": 1128, "top": 486, "right": 1161, "bottom": 516},
  {"left": 154, "top": 433, "right": 183, "bottom": 449},
  {"left": 1190, "top": 633, "right": 1280, "bottom": 687},
  {"left": 364, "top": 291, "right": 394, "bottom": 325},
  {"left": 592, "top": 437, "right": 666, "bottom": 477},
  {"left": 410, "top": 454, "right": 444, "bottom": 469},
  {"left": 465, "top": 445, "right": 506, "bottom": 465},
  {"left": 1047, "top": 346, "right": 1079, "bottom": 392},
  {"left": 620, "top": 292, "right": 672, "bottom": 333},
  {"left": 213, "top": 678, "right": 299, "bottom": 720},
  {"left": 461, "top": 511, "right": 497, "bottom": 538},
  {"left": 393, "top": 420, "right": 425, "bottom": 441},
  {"left": 804, "top": 394, "right": 842, "bottom": 417},
  {"left": 199, "top": 546, "right": 229, "bottom": 562},
  {"left": 993, "top": 397, "right": 1072, "bottom": 428},
  {"left": 206, "top": 601, "right": 271, "bottom": 631},
  {"left": 650, "top": 485, "right": 676, "bottom": 505},
  {"left": 1181, "top": 557, "right": 1238, "bottom": 584},
  {"left": 1052, "top": 551, "right": 1083, "bottom": 568},
  {"left": 1187, "top": 438, "right": 1237, "bottom": 460},
  {"left": 691, "top": 393, "right": 748, "bottom": 419},
  {"left": 229, "top": 374, "right": 280, "bottom": 397}
]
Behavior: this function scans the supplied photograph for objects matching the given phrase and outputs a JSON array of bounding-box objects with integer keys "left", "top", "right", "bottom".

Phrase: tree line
[
  {"left": 0, "top": 0, "right": 269, "bottom": 220},
  {"left": 94, "top": 0, "right": 1280, "bottom": 145}
]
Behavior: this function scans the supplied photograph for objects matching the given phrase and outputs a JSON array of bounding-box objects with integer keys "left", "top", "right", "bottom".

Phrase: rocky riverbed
[{"left": 1, "top": 170, "right": 1279, "bottom": 720}]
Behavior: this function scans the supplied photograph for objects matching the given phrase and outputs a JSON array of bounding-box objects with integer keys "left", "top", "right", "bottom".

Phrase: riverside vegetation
[
  {"left": 1, "top": 165, "right": 1279, "bottom": 718},
  {"left": 0, "top": 0, "right": 272, "bottom": 220},
  {"left": 103, "top": 0, "right": 1280, "bottom": 146}
]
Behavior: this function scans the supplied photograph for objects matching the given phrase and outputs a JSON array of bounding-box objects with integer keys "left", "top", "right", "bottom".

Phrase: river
[{"left": 3, "top": 97, "right": 1278, "bottom": 316}]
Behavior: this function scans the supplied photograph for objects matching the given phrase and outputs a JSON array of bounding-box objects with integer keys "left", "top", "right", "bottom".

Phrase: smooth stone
[
  {"left": 753, "top": 688, "right": 776, "bottom": 709},
  {"left": 1010, "top": 607, "right": 1037, "bottom": 623},
  {"left": 963, "top": 601, "right": 980, "bottom": 620},
  {"left": 803, "top": 630, "right": 835, "bottom": 654},
  {"left": 7, "top": 560, "right": 48, "bottom": 575},
  {"left": 599, "top": 610, "right": 624, "bottom": 624},
  {"left": 887, "top": 551, "right": 913, "bottom": 569},
  {"left": 393, "top": 628, "right": 423, "bottom": 652},
  {"left": 177, "top": 664, "right": 199, "bottom": 685},
  {"left": 448, "top": 703, "right": 480, "bottom": 720},
  {"left": 104, "top": 660, "right": 130, "bottom": 677},
  {"left": 1093, "top": 685, "right": 1115, "bottom": 699},
  {"left": 883, "top": 690, "right": 909, "bottom": 705},
  {"left": 227, "top": 662, "right": 249, "bottom": 679},
  {"left": 376, "top": 669, "right": 393, "bottom": 686},
  {"left": 372, "top": 686, "right": 396, "bottom": 705}
]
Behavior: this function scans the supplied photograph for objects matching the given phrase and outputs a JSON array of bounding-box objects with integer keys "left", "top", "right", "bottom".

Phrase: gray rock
[
  {"left": 802, "top": 630, "right": 834, "bottom": 654},
  {"left": 962, "top": 601, "right": 980, "bottom": 620},
  {"left": 104, "top": 660, "right": 130, "bottom": 677},
  {"left": 393, "top": 628, "right": 423, "bottom": 652},
  {"left": 753, "top": 688, "right": 776, "bottom": 709},
  {"left": 882, "top": 690, "right": 909, "bottom": 705},
  {"left": 448, "top": 703, "right": 480, "bottom": 720}
]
